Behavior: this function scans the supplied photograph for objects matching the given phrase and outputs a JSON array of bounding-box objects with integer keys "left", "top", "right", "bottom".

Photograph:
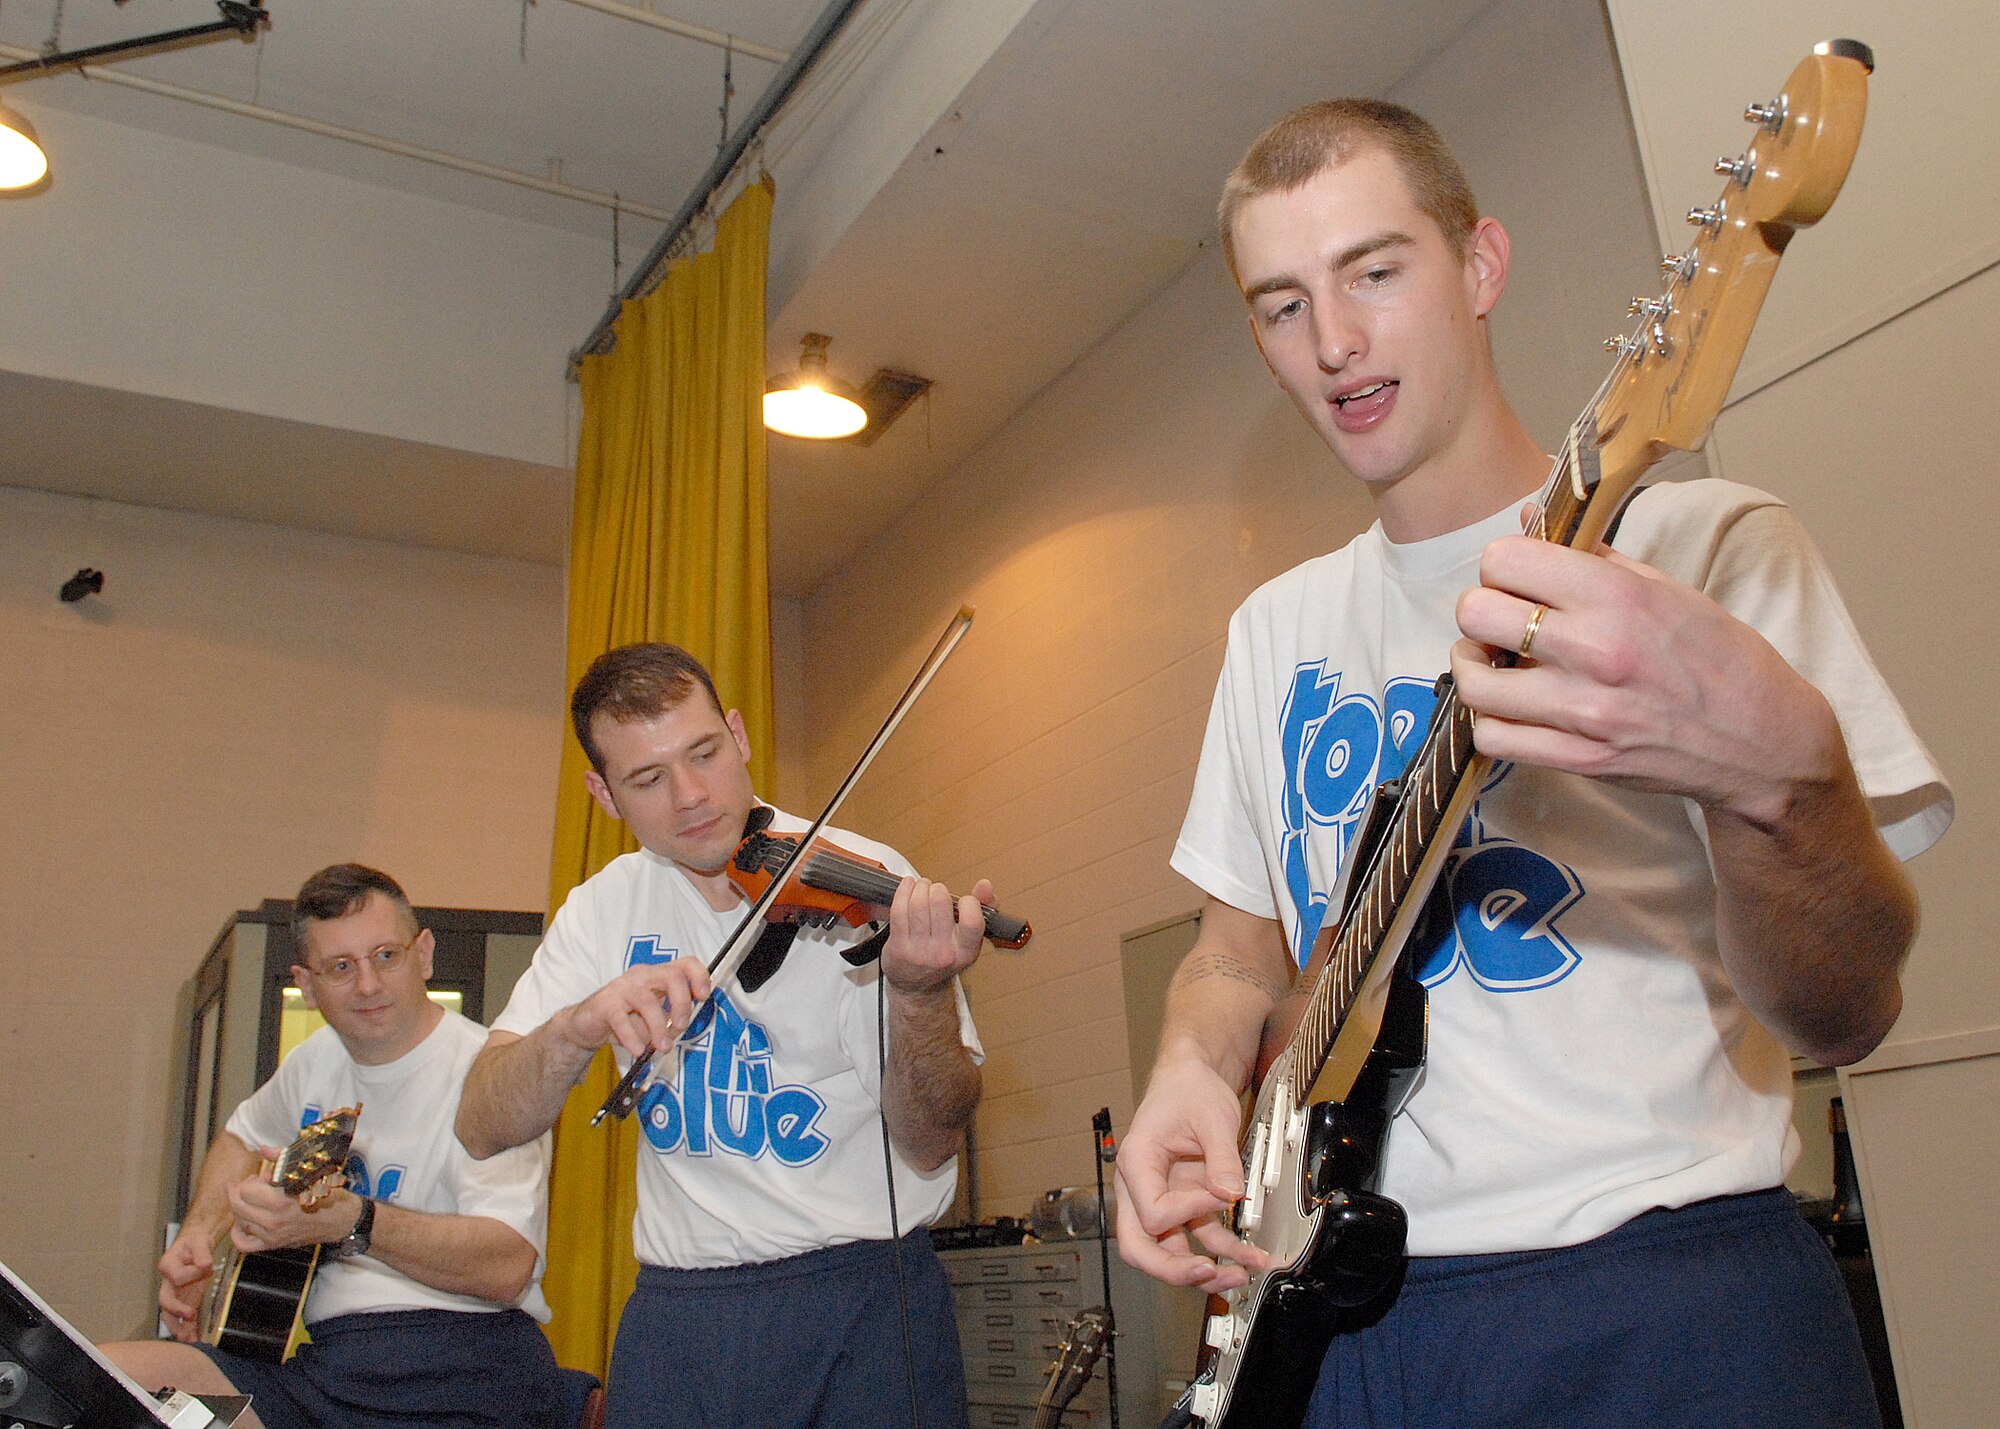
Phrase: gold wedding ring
[{"left": 1518, "top": 603, "right": 1548, "bottom": 659}]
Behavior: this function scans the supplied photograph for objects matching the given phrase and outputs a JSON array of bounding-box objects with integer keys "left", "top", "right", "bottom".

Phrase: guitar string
[{"left": 1285, "top": 337, "right": 1644, "bottom": 1103}]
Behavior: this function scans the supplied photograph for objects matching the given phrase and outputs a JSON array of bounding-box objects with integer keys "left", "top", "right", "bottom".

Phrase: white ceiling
[{"left": 0, "top": 0, "right": 1496, "bottom": 596}]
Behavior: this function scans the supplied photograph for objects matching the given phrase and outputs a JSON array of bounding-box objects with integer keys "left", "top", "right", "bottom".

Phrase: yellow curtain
[{"left": 539, "top": 176, "right": 775, "bottom": 1380}]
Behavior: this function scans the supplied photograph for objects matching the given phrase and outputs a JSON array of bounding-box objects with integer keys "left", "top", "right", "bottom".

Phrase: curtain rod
[{"left": 564, "top": 0, "right": 872, "bottom": 380}]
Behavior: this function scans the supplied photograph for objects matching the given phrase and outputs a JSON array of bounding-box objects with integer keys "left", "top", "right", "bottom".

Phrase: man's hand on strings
[
  {"left": 226, "top": 1160, "right": 353, "bottom": 1254},
  {"left": 156, "top": 1232, "right": 215, "bottom": 1341},
  {"left": 1115, "top": 1054, "right": 1269, "bottom": 1291},
  {"left": 882, "top": 876, "right": 991, "bottom": 993},
  {"left": 1450, "top": 525, "right": 1842, "bottom": 826}
]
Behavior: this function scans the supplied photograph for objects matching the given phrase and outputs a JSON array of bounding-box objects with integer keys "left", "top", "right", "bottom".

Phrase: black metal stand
[{"left": 1092, "top": 1106, "right": 1120, "bottom": 1429}]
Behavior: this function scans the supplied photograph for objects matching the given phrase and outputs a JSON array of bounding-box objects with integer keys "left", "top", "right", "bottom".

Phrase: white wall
[
  {"left": 794, "top": 0, "right": 1660, "bottom": 1216},
  {"left": 0, "top": 101, "right": 609, "bottom": 468},
  {"left": 0, "top": 486, "right": 566, "bottom": 1337},
  {"left": 1607, "top": 6, "right": 1998, "bottom": 1420}
]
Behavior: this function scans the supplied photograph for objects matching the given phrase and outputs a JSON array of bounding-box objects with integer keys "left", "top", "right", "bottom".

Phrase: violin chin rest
[{"left": 840, "top": 926, "right": 891, "bottom": 968}]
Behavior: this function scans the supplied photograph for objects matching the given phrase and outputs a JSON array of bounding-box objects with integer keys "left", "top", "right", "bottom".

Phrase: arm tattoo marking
[{"left": 1173, "top": 949, "right": 1288, "bottom": 1003}]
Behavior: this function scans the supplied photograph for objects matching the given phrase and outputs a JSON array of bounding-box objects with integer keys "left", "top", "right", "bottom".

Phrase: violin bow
[{"left": 594, "top": 606, "right": 977, "bottom": 1125}]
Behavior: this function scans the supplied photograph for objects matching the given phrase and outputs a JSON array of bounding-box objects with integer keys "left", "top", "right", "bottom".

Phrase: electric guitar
[
  {"left": 197, "top": 1105, "right": 360, "bottom": 1363},
  {"left": 1033, "top": 1307, "right": 1110, "bottom": 1429},
  {"left": 1181, "top": 41, "right": 1875, "bottom": 1428}
]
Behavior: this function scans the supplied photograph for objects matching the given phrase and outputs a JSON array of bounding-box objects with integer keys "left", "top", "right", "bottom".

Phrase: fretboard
[{"left": 1284, "top": 425, "right": 1608, "bottom": 1107}]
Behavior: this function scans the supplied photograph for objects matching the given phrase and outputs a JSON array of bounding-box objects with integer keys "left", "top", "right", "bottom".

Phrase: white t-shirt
[
  {"left": 227, "top": 1010, "right": 553, "bottom": 1323},
  {"left": 1173, "top": 479, "right": 1952, "bottom": 1256},
  {"left": 492, "top": 809, "right": 985, "bottom": 1269}
]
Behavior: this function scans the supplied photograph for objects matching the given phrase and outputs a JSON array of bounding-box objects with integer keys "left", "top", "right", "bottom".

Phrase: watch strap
[{"left": 334, "top": 1196, "right": 375, "bottom": 1259}]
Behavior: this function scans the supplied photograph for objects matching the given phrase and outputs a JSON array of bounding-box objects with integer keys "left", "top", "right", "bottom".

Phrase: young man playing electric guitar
[
  {"left": 103, "top": 864, "right": 566, "bottom": 1429},
  {"left": 1114, "top": 99, "right": 1951, "bottom": 1428}
]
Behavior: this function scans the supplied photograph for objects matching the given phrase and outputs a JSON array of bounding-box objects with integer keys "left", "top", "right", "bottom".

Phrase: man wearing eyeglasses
[{"left": 101, "top": 864, "right": 568, "bottom": 1429}]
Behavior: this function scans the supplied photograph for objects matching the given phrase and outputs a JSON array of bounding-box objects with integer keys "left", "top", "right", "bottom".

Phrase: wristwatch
[{"left": 332, "top": 1196, "right": 375, "bottom": 1259}]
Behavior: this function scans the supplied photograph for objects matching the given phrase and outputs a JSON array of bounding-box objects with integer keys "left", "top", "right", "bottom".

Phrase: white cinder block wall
[{"left": 0, "top": 486, "right": 565, "bottom": 1337}]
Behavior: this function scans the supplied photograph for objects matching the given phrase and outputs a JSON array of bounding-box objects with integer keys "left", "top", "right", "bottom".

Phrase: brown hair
[
  {"left": 1219, "top": 98, "right": 1478, "bottom": 278},
  {"left": 292, "top": 863, "right": 416, "bottom": 949},
  {"left": 570, "top": 643, "right": 724, "bottom": 775}
]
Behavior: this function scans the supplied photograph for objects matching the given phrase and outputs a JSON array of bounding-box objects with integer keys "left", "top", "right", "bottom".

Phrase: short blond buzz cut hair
[{"left": 1218, "top": 98, "right": 1479, "bottom": 280}]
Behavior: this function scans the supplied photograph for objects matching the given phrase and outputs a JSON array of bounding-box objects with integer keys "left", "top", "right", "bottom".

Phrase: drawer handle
[{"left": 979, "top": 1263, "right": 1010, "bottom": 1278}]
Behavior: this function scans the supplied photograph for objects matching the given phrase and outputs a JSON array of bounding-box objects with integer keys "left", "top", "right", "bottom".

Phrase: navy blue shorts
[
  {"left": 1304, "top": 1188, "right": 1882, "bottom": 1429},
  {"left": 606, "top": 1231, "right": 970, "bottom": 1429},
  {"left": 199, "top": 1307, "right": 567, "bottom": 1429}
]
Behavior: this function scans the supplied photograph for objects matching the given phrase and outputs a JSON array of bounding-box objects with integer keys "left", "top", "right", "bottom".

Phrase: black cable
[{"left": 878, "top": 966, "right": 924, "bottom": 1429}]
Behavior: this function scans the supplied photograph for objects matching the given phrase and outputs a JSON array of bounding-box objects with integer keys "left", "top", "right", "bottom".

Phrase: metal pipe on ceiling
[
  {"left": 565, "top": 0, "right": 872, "bottom": 377},
  {"left": 0, "top": 42, "right": 675, "bottom": 223},
  {"left": 560, "top": 0, "right": 789, "bottom": 66},
  {"left": 0, "top": 2, "right": 265, "bottom": 81}
]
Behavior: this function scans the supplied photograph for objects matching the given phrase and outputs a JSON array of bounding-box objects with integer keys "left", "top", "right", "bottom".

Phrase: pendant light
[
  {"left": 0, "top": 98, "right": 50, "bottom": 193},
  {"left": 764, "top": 332, "right": 867, "bottom": 440}
]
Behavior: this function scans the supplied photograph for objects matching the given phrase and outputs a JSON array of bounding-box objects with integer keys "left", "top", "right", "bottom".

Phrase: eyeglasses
[{"left": 304, "top": 939, "right": 417, "bottom": 987}]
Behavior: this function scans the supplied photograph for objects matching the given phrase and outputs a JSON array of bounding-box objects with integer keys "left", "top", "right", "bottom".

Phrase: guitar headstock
[
  {"left": 271, "top": 1104, "right": 361, "bottom": 1207},
  {"left": 1041, "top": 1307, "right": 1111, "bottom": 1414},
  {"left": 1590, "top": 40, "right": 1871, "bottom": 519}
]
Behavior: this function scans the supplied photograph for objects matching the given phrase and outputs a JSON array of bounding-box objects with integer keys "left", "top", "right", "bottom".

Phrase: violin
[{"left": 728, "top": 806, "right": 1032, "bottom": 949}]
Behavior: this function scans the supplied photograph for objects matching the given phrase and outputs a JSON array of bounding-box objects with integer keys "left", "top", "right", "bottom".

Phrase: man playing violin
[
  {"left": 457, "top": 642, "right": 989, "bottom": 1429},
  {"left": 1114, "top": 99, "right": 1950, "bottom": 1426}
]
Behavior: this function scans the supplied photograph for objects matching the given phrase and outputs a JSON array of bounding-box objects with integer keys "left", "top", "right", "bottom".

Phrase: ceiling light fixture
[
  {"left": 763, "top": 333, "right": 867, "bottom": 440},
  {"left": 0, "top": 98, "right": 48, "bottom": 193}
]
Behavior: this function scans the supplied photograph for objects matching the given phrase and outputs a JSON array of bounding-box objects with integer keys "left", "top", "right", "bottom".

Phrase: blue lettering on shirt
[
  {"left": 1276, "top": 664, "right": 1582, "bottom": 992},
  {"left": 624, "top": 938, "right": 829, "bottom": 1167}
]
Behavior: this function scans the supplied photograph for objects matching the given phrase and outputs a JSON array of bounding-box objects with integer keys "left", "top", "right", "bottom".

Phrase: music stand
[{"left": 0, "top": 1258, "right": 245, "bottom": 1428}]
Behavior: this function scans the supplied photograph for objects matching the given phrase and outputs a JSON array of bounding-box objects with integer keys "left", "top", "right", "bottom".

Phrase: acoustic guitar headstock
[{"left": 271, "top": 1104, "right": 361, "bottom": 1207}]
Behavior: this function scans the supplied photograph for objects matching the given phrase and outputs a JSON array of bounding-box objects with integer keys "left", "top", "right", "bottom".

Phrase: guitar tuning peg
[
  {"left": 1714, "top": 152, "right": 1753, "bottom": 187},
  {"left": 1661, "top": 252, "right": 1698, "bottom": 282},
  {"left": 1686, "top": 205, "right": 1724, "bottom": 233},
  {"left": 1744, "top": 97, "right": 1785, "bottom": 134}
]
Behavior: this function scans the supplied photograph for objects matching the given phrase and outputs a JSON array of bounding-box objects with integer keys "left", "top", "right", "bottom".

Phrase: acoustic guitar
[
  {"left": 197, "top": 1105, "right": 360, "bottom": 1363},
  {"left": 1180, "top": 40, "right": 1876, "bottom": 1428},
  {"left": 1033, "top": 1306, "right": 1110, "bottom": 1429}
]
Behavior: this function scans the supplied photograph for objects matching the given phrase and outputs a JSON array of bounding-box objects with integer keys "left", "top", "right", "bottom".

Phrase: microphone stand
[{"left": 1092, "top": 1106, "right": 1120, "bottom": 1429}]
